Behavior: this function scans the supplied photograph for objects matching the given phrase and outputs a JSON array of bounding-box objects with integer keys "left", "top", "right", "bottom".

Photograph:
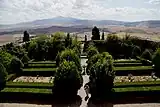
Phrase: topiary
[
  {"left": 131, "top": 45, "right": 141, "bottom": 59},
  {"left": 152, "top": 48, "right": 160, "bottom": 76},
  {"left": 87, "top": 46, "right": 99, "bottom": 59},
  {"left": 52, "top": 60, "right": 83, "bottom": 98},
  {"left": 56, "top": 49, "right": 81, "bottom": 72},
  {"left": 0, "top": 51, "right": 13, "bottom": 72},
  {"left": 141, "top": 49, "right": 152, "bottom": 61},
  {"left": 21, "top": 54, "right": 30, "bottom": 65},
  {"left": 10, "top": 57, "right": 24, "bottom": 73},
  {"left": 0, "top": 63, "right": 7, "bottom": 91},
  {"left": 88, "top": 54, "right": 115, "bottom": 99}
]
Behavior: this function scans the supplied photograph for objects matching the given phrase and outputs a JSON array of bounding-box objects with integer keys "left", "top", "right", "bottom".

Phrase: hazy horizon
[{"left": 1, "top": 0, "right": 160, "bottom": 24}]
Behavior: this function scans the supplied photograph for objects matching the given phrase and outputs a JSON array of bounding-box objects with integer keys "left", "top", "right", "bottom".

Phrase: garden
[{"left": 0, "top": 28, "right": 160, "bottom": 104}]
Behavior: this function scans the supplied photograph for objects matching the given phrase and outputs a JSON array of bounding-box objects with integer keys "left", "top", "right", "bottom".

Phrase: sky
[{"left": 0, "top": 0, "right": 160, "bottom": 24}]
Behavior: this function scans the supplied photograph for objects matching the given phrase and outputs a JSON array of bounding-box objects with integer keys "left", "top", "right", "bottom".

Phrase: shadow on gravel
[
  {"left": 0, "top": 95, "right": 82, "bottom": 107},
  {"left": 87, "top": 98, "right": 113, "bottom": 107}
]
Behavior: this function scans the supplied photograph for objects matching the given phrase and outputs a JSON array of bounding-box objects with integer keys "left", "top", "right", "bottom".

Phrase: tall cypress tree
[
  {"left": 23, "top": 31, "right": 30, "bottom": 42},
  {"left": 92, "top": 26, "right": 100, "bottom": 40},
  {"left": 102, "top": 31, "right": 105, "bottom": 40}
]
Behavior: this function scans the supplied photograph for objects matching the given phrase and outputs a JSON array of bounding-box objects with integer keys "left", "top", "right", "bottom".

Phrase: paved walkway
[{"left": 78, "top": 75, "right": 90, "bottom": 107}]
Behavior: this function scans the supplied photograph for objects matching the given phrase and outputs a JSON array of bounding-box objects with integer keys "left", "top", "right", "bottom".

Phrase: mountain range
[{"left": 1, "top": 16, "right": 160, "bottom": 34}]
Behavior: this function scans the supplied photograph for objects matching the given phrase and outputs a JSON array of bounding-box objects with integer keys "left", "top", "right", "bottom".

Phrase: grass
[
  {"left": 114, "top": 66, "right": 153, "bottom": 71},
  {"left": 23, "top": 68, "right": 57, "bottom": 72},
  {"left": 114, "top": 86, "right": 160, "bottom": 92},
  {"left": 1, "top": 88, "right": 52, "bottom": 94}
]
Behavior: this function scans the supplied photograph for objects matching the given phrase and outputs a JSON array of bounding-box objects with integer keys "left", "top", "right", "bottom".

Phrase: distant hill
[{"left": 1, "top": 16, "right": 160, "bottom": 34}]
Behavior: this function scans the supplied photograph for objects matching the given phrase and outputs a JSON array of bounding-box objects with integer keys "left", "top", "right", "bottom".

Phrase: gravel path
[{"left": 0, "top": 103, "right": 160, "bottom": 107}]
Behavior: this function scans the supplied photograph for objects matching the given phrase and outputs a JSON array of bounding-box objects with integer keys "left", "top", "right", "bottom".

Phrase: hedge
[
  {"left": 6, "top": 82, "right": 53, "bottom": 89},
  {"left": 27, "top": 63, "right": 56, "bottom": 68},
  {"left": 114, "top": 66, "right": 153, "bottom": 76},
  {"left": 21, "top": 68, "right": 56, "bottom": 76},
  {"left": 28, "top": 61, "right": 56, "bottom": 64},
  {"left": 1, "top": 88, "right": 52, "bottom": 94},
  {"left": 114, "top": 60, "right": 141, "bottom": 63},
  {"left": 113, "top": 63, "right": 142, "bottom": 67},
  {"left": 115, "top": 81, "right": 160, "bottom": 88},
  {"left": 114, "top": 66, "right": 153, "bottom": 71},
  {"left": 114, "top": 86, "right": 160, "bottom": 92},
  {"left": 7, "top": 74, "right": 17, "bottom": 82},
  {"left": 23, "top": 68, "right": 57, "bottom": 72}
]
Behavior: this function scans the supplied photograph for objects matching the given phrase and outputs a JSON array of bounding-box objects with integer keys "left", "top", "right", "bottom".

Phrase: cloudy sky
[{"left": 0, "top": 0, "right": 160, "bottom": 24}]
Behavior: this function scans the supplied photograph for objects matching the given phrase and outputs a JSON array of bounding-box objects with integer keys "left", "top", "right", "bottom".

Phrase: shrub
[
  {"left": 56, "top": 49, "right": 81, "bottom": 71},
  {"left": 52, "top": 61, "right": 83, "bottom": 98},
  {"left": 152, "top": 48, "right": 160, "bottom": 76},
  {"left": 87, "top": 53, "right": 115, "bottom": 99},
  {"left": 0, "top": 63, "right": 7, "bottom": 91},
  {"left": 0, "top": 50, "right": 13, "bottom": 72},
  {"left": 10, "top": 57, "right": 24, "bottom": 73},
  {"left": 87, "top": 46, "right": 99, "bottom": 59},
  {"left": 141, "top": 49, "right": 152, "bottom": 61},
  {"left": 131, "top": 45, "right": 141, "bottom": 59},
  {"left": 21, "top": 54, "right": 30, "bottom": 65}
]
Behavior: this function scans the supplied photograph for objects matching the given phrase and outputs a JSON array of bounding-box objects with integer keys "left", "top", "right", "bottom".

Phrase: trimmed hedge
[
  {"left": 115, "top": 81, "right": 160, "bottom": 88},
  {"left": 23, "top": 68, "right": 57, "bottom": 72},
  {"left": 114, "top": 66, "right": 153, "bottom": 71},
  {"left": 21, "top": 68, "right": 56, "bottom": 76},
  {"left": 6, "top": 82, "right": 53, "bottom": 89},
  {"left": 114, "top": 86, "right": 160, "bottom": 92},
  {"left": 28, "top": 61, "right": 56, "bottom": 64},
  {"left": 7, "top": 74, "right": 17, "bottom": 82},
  {"left": 114, "top": 60, "right": 141, "bottom": 63},
  {"left": 27, "top": 63, "right": 56, "bottom": 68},
  {"left": 113, "top": 63, "right": 142, "bottom": 67},
  {"left": 1, "top": 88, "right": 52, "bottom": 94},
  {"left": 114, "top": 66, "right": 153, "bottom": 76}
]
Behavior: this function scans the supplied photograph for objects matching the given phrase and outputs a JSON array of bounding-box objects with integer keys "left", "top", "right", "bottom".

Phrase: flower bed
[{"left": 13, "top": 76, "right": 54, "bottom": 83}]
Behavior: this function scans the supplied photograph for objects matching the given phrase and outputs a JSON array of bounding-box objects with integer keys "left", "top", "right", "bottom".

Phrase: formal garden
[{"left": 0, "top": 27, "right": 160, "bottom": 104}]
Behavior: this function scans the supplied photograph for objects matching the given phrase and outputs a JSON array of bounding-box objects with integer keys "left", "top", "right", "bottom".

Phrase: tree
[
  {"left": 0, "top": 50, "right": 12, "bottom": 72},
  {"left": 52, "top": 60, "right": 83, "bottom": 98},
  {"left": 56, "top": 49, "right": 81, "bottom": 72},
  {"left": 87, "top": 46, "right": 99, "bottom": 59},
  {"left": 23, "top": 31, "right": 30, "bottom": 42},
  {"left": 0, "top": 63, "right": 7, "bottom": 91},
  {"left": 21, "top": 54, "right": 30, "bottom": 65},
  {"left": 92, "top": 26, "right": 100, "bottom": 40},
  {"left": 65, "top": 33, "right": 72, "bottom": 48},
  {"left": 141, "top": 49, "right": 152, "bottom": 61},
  {"left": 10, "top": 57, "right": 24, "bottom": 73},
  {"left": 102, "top": 31, "right": 104, "bottom": 40},
  {"left": 152, "top": 48, "right": 160, "bottom": 76},
  {"left": 85, "top": 35, "right": 87, "bottom": 42},
  {"left": 86, "top": 53, "right": 114, "bottom": 99},
  {"left": 131, "top": 45, "right": 141, "bottom": 59}
]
